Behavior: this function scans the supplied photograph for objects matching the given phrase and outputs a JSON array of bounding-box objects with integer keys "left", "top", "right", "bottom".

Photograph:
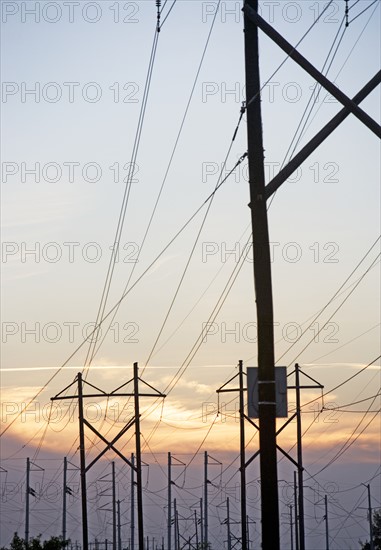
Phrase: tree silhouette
[
  {"left": 0, "top": 534, "right": 68, "bottom": 550},
  {"left": 360, "top": 510, "right": 381, "bottom": 550}
]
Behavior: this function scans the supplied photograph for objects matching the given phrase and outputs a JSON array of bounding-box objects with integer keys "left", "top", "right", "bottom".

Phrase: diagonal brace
[
  {"left": 264, "top": 71, "right": 381, "bottom": 199},
  {"left": 83, "top": 417, "right": 136, "bottom": 472},
  {"left": 244, "top": 4, "right": 381, "bottom": 139}
]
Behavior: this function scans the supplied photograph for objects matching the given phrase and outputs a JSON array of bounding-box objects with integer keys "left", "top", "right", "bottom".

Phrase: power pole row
[{"left": 51, "top": 363, "right": 165, "bottom": 550}]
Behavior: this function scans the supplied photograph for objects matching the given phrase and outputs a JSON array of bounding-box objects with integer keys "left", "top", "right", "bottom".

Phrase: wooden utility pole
[
  {"left": 204, "top": 451, "right": 208, "bottom": 548},
  {"left": 112, "top": 462, "right": 117, "bottom": 550},
  {"left": 168, "top": 452, "right": 172, "bottom": 550},
  {"left": 294, "top": 472, "right": 299, "bottom": 550},
  {"left": 200, "top": 498, "right": 203, "bottom": 547},
  {"left": 289, "top": 505, "right": 294, "bottom": 550},
  {"left": 117, "top": 500, "right": 122, "bottom": 550},
  {"left": 295, "top": 364, "right": 305, "bottom": 550},
  {"left": 25, "top": 457, "right": 30, "bottom": 546},
  {"left": 133, "top": 362, "right": 144, "bottom": 550},
  {"left": 226, "top": 497, "right": 232, "bottom": 550},
  {"left": 167, "top": 452, "right": 185, "bottom": 550},
  {"left": 244, "top": 0, "right": 279, "bottom": 546},
  {"left": 366, "top": 484, "right": 374, "bottom": 550},
  {"left": 324, "top": 495, "right": 329, "bottom": 550},
  {"left": 238, "top": 360, "right": 247, "bottom": 550},
  {"left": 131, "top": 453, "right": 135, "bottom": 550},
  {"left": 216, "top": 360, "right": 247, "bottom": 548},
  {"left": 62, "top": 457, "right": 67, "bottom": 543},
  {"left": 78, "top": 372, "right": 89, "bottom": 550}
]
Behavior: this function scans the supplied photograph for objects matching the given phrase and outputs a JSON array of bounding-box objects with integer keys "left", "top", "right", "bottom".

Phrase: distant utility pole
[
  {"left": 62, "top": 457, "right": 76, "bottom": 542},
  {"left": 226, "top": 498, "right": 232, "bottom": 550},
  {"left": 294, "top": 472, "right": 299, "bottom": 550},
  {"left": 289, "top": 506, "right": 294, "bottom": 550},
  {"left": 200, "top": 498, "right": 203, "bottom": 547},
  {"left": 25, "top": 457, "right": 30, "bottom": 545},
  {"left": 216, "top": 360, "right": 247, "bottom": 549},
  {"left": 51, "top": 363, "right": 165, "bottom": 550},
  {"left": 288, "top": 364, "right": 323, "bottom": 550},
  {"left": 25, "top": 458, "right": 43, "bottom": 546},
  {"left": 204, "top": 451, "right": 208, "bottom": 548},
  {"left": 168, "top": 452, "right": 172, "bottom": 550},
  {"left": 203, "top": 452, "right": 221, "bottom": 548},
  {"left": 131, "top": 453, "right": 135, "bottom": 550},
  {"left": 366, "top": 484, "right": 374, "bottom": 550},
  {"left": 117, "top": 500, "right": 122, "bottom": 550},
  {"left": 324, "top": 495, "right": 329, "bottom": 550},
  {"left": 167, "top": 452, "right": 186, "bottom": 550},
  {"left": 112, "top": 462, "right": 117, "bottom": 550}
]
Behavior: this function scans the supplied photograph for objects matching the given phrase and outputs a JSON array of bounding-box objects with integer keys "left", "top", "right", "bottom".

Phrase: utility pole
[
  {"left": 25, "top": 458, "right": 42, "bottom": 546},
  {"left": 25, "top": 457, "right": 30, "bottom": 545},
  {"left": 294, "top": 472, "right": 299, "bottom": 550},
  {"left": 295, "top": 364, "right": 305, "bottom": 550},
  {"left": 244, "top": 0, "right": 278, "bottom": 546},
  {"left": 324, "top": 495, "right": 329, "bottom": 550},
  {"left": 167, "top": 452, "right": 185, "bottom": 550},
  {"left": 117, "top": 500, "right": 122, "bottom": 550},
  {"left": 194, "top": 510, "right": 199, "bottom": 549},
  {"left": 289, "top": 506, "right": 294, "bottom": 550},
  {"left": 239, "top": 361, "right": 247, "bottom": 550},
  {"left": 216, "top": 360, "right": 247, "bottom": 549},
  {"left": 78, "top": 372, "right": 89, "bottom": 550},
  {"left": 288, "top": 364, "right": 323, "bottom": 550},
  {"left": 204, "top": 451, "right": 208, "bottom": 549},
  {"left": 131, "top": 453, "right": 135, "bottom": 550},
  {"left": 174, "top": 498, "right": 178, "bottom": 550},
  {"left": 168, "top": 452, "right": 172, "bottom": 550},
  {"left": 242, "top": 0, "right": 381, "bottom": 544},
  {"left": 200, "top": 498, "right": 203, "bottom": 548},
  {"left": 226, "top": 498, "right": 232, "bottom": 550},
  {"left": 133, "top": 362, "right": 144, "bottom": 550},
  {"left": 63, "top": 457, "right": 67, "bottom": 543},
  {"left": 366, "top": 484, "right": 374, "bottom": 550},
  {"left": 112, "top": 462, "right": 117, "bottom": 550}
]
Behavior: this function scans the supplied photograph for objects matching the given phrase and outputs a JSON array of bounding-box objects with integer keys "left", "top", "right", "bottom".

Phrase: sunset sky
[{"left": 1, "top": 1, "right": 380, "bottom": 548}]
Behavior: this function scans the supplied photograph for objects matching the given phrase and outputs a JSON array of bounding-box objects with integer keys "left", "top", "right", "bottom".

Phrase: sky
[{"left": 1, "top": 1, "right": 380, "bottom": 548}]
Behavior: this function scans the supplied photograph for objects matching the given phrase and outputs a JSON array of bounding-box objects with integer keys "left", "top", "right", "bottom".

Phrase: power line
[
  {"left": 275, "top": 236, "right": 380, "bottom": 365},
  {"left": 349, "top": 0, "right": 380, "bottom": 24},
  {"left": 90, "top": 0, "right": 222, "bottom": 368}
]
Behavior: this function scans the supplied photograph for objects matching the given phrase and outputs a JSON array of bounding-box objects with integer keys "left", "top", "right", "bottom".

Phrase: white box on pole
[{"left": 247, "top": 366, "right": 288, "bottom": 418}]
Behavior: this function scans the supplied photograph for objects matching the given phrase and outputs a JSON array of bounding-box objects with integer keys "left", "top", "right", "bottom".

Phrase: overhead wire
[
  {"left": 349, "top": 0, "right": 379, "bottom": 24},
  {"left": 90, "top": 0, "right": 222, "bottom": 367},
  {"left": 85, "top": 20, "right": 161, "bottom": 371},
  {"left": 277, "top": 237, "right": 380, "bottom": 366}
]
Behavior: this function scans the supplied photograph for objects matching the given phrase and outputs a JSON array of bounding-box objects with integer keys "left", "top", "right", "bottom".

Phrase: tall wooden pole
[
  {"left": 131, "top": 453, "right": 135, "bottom": 550},
  {"left": 294, "top": 472, "right": 299, "bottom": 550},
  {"left": 227, "top": 497, "right": 232, "bottom": 550},
  {"left": 133, "top": 363, "right": 144, "bottom": 550},
  {"left": 324, "top": 495, "right": 329, "bottom": 550},
  {"left": 78, "top": 373, "right": 89, "bottom": 550},
  {"left": 239, "top": 360, "right": 248, "bottom": 550},
  {"left": 117, "top": 500, "right": 122, "bottom": 550},
  {"left": 112, "top": 462, "right": 116, "bottom": 550},
  {"left": 295, "top": 364, "right": 305, "bottom": 550},
  {"left": 62, "top": 457, "right": 67, "bottom": 542},
  {"left": 366, "top": 484, "right": 374, "bottom": 550},
  {"left": 25, "top": 457, "right": 30, "bottom": 546},
  {"left": 204, "top": 451, "right": 208, "bottom": 547},
  {"left": 244, "top": 0, "right": 279, "bottom": 547},
  {"left": 168, "top": 452, "right": 172, "bottom": 550}
]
